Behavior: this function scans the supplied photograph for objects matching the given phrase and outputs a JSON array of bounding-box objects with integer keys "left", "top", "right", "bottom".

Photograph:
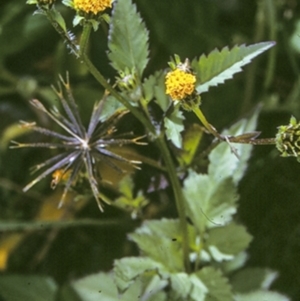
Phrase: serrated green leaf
[
  {"left": 206, "top": 223, "right": 252, "bottom": 261},
  {"left": 234, "top": 290, "right": 290, "bottom": 301},
  {"left": 0, "top": 275, "right": 57, "bottom": 301},
  {"left": 169, "top": 273, "right": 208, "bottom": 301},
  {"left": 71, "top": 272, "right": 144, "bottom": 301},
  {"left": 140, "top": 219, "right": 182, "bottom": 239},
  {"left": 170, "top": 273, "right": 192, "bottom": 299},
  {"left": 208, "top": 106, "right": 260, "bottom": 185},
  {"left": 183, "top": 171, "right": 238, "bottom": 233},
  {"left": 154, "top": 72, "right": 170, "bottom": 111},
  {"left": 189, "top": 274, "right": 208, "bottom": 301},
  {"left": 192, "top": 42, "right": 275, "bottom": 93},
  {"left": 142, "top": 275, "right": 168, "bottom": 301},
  {"left": 108, "top": 0, "right": 149, "bottom": 77},
  {"left": 142, "top": 70, "right": 170, "bottom": 111},
  {"left": 114, "top": 257, "right": 166, "bottom": 292},
  {"left": 72, "top": 272, "right": 117, "bottom": 301},
  {"left": 129, "top": 220, "right": 184, "bottom": 272},
  {"left": 231, "top": 268, "right": 278, "bottom": 293},
  {"left": 164, "top": 106, "right": 185, "bottom": 148},
  {"left": 196, "top": 267, "right": 233, "bottom": 301}
]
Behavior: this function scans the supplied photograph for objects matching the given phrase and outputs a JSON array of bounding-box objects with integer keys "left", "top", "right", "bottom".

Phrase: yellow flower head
[
  {"left": 73, "top": 0, "right": 112, "bottom": 15},
  {"left": 165, "top": 68, "right": 196, "bottom": 101}
]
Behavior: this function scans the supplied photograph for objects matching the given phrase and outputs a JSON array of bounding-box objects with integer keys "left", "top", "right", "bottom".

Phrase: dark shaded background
[{"left": 0, "top": 0, "right": 300, "bottom": 300}]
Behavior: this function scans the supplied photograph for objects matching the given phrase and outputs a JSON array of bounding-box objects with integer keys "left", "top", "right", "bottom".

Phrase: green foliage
[
  {"left": 143, "top": 71, "right": 169, "bottom": 110},
  {"left": 164, "top": 106, "right": 185, "bottom": 148},
  {"left": 231, "top": 267, "right": 278, "bottom": 293},
  {"left": 0, "top": 0, "right": 294, "bottom": 300},
  {"left": 183, "top": 173, "right": 238, "bottom": 233},
  {"left": 208, "top": 106, "right": 261, "bottom": 185},
  {"left": 192, "top": 42, "right": 275, "bottom": 94},
  {"left": 70, "top": 272, "right": 149, "bottom": 301},
  {"left": 234, "top": 290, "right": 290, "bottom": 301},
  {"left": 0, "top": 275, "right": 57, "bottom": 301},
  {"left": 195, "top": 267, "right": 233, "bottom": 301},
  {"left": 128, "top": 219, "right": 185, "bottom": 272},
  {"left": 108, "top": 0, "right": 149, "bottom": 77}
]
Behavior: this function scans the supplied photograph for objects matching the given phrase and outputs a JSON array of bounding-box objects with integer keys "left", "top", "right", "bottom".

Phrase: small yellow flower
[
  {"left": 73, "top": 0, "right": 112, "bottom": 15},
  {"left": 165, "top": 68, "right": 196, "bottom": 101},
  {"left": 51, "top": 169, "right": 72, "bottom": 189}
]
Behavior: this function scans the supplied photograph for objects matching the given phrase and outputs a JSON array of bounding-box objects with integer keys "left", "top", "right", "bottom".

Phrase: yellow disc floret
[
  {"left": 165, "top": 69, "right": 196, "bottom": 101},
  {"left": 73, "top": 0, "right": 112, "bottom": 15}
]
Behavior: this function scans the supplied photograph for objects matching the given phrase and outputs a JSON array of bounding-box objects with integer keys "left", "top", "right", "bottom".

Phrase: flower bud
[{"left": 276, "top": 116, "right": 300, "bottom": 161}]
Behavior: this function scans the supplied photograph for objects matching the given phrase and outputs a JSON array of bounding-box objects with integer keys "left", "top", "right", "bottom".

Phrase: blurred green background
[{"left": 0, "top": 0, "right": 300, "bottom": 300}]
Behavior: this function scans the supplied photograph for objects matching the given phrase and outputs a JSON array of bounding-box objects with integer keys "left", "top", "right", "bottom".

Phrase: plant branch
[
  {"left": 80, "top": 24, "right": 191, "bottom": 272},
  {"left": 156, "top": 136, "right": 191, "bottom": 273}
]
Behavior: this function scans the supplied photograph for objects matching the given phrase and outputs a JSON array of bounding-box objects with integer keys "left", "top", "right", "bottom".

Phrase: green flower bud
[{"left": 276, "top": 116, "right": 300, "bottom": 161}]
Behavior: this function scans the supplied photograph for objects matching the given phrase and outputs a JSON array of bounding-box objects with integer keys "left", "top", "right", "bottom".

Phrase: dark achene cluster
[{"left": 11, "top": 75, "right": 145, "bottom": 211}]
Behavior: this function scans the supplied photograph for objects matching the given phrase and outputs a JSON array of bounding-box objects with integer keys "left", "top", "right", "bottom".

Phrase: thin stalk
[
  {"left": 80, "top": 23, "right": 191, "bottom": 272},
  {"left": 228, "top": 136, "right": 276, "bottom": 145},
  {"left": 240, "top": 0, "right": 265, "bottom": 114},
  {"left": 264, "top": 0, "right": 277, "bottom": 89},
  {"left": 80, "top": 24, "right": 155, "bottom": 133},
  {"left": 156, "top": 136, "right": 191, "bottom": 273},
  {"left": 193, "top": 107, "right": 222, "bottom": 139}
]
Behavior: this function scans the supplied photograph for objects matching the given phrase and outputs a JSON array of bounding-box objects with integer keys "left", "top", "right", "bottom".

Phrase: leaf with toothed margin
[
  {"left": 191, "top": 42, "right": 275, "bottom": 94},
  {"left": 108, "top": 0, "right": 149, "bottom": 78}
]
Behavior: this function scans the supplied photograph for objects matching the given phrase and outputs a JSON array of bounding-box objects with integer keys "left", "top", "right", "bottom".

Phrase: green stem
[
  {"left": 80, "top": 23, "right": 155, "bottom": 133},
  {"left": 264, "top": 0, "right": 277, "bottom": 89},
  {"left": 228, "top": 137, "right": 276, "bottom": 145},
  {"left": 45, "top": 8, "right": 79, "bottom": 57},
  {"left": 193, "top": 107, "right": 222, "bottom": 139},
  {"left": 156, "top": 136, "right": 191, "bottom": 273},
  {"left": 78, "top": 23, "right": 191, "bottom": 273}
]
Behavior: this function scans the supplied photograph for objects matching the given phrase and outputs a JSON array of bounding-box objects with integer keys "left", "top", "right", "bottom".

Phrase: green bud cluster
[{"left": 276, "top": 116, "right": 300, "bottom": 161}]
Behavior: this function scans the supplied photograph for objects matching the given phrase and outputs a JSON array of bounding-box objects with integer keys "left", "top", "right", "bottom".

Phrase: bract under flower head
[
  {"left": 73, "top": 0, "right": 112, "bottom": 15},
  {"left": 165, "top": 68, "right": 196, "bottom": 101},
  {"left": 276, "top": 116, "right": 300, "bottom": 161}
]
